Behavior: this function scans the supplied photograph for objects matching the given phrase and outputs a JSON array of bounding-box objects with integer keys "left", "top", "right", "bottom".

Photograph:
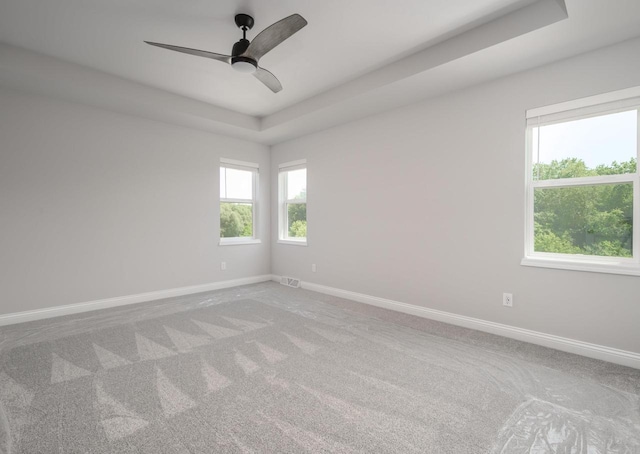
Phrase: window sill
[
  {"left": 521, "top": 257, "right": 640, "bottom": 276},
  {"left": 219, "top": 238, "right": 262, "bottom": 246},
  {"left": 277, "top": 239, "right": 307, "bottom": 246}
]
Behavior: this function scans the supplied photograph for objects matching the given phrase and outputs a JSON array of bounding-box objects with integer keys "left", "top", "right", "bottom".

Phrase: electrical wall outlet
[
  {"left": 503, "top": 293, "right": 513, "bottom": 307},
  {"left": 221, "top": 261, "right": 226, "bottom": 270},
  {"left": 311, "top": 264, "right": 317, "bottom": 272}
]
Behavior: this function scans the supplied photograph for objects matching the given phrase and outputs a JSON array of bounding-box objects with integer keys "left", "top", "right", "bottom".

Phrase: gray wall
[
  {"left": 271, "top": 37, "right": 640, "bottom": 353},
  {"left": 0, "top": 88, "right": 270, "bottom": 314},
  {"left": 2, "top": 36, "right": 639, "bottom": 353}
]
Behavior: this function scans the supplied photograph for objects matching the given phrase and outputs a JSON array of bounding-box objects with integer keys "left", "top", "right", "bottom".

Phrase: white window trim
[
  {"left": 219, "top": 159, "right": 260, "bottom": 246},
  {"left": 278, "top": 159, "right": 306, "bottom": 171},
  {"left": 220, "top": 238, "right": 262, "bottom": 246},
  {"left": 522, "top": 88, "right": 640, "bottom": 276},
  {"left": 277, "top": 239, "right": 308, "bottom": 246},
  {"left": 278, "top": 159, "right": 307, "bottom": 246}
]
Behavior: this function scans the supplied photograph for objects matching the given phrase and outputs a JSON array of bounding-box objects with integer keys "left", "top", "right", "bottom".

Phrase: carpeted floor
[{"left": 0, "top": 282, "right": 639, "bottom": 453}]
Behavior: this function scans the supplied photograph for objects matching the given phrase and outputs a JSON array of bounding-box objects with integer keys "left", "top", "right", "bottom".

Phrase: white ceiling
[
  {"left": 0, "top": 0, "right": 544, "bottom": 116},
  {"left": 1, "top": 0, "right": 640, "bottom": 144}
]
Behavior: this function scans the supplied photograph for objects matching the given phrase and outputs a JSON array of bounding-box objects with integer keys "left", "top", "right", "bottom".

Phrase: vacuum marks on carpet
[
  {"left": 0, "top": 297, "right": 638, "bottom": 453},
  {"left": 0, "top": 300, "right": 361, "bottom": 453}
]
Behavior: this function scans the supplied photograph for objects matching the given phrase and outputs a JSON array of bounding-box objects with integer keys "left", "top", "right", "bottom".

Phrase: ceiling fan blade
[
  {"left": 253, "top": 66, "right": 282, "bottom": 93},
  {"left": 242, "top": 14, "right": 307, "bottom": 61},
  {"left": 144, "top": 41, "right": 231, "bottom": 64}
]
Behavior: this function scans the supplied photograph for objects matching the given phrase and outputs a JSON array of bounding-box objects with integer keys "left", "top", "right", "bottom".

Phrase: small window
[
  {"left": 219, "top": 158, "right": 259, "bottom": 245},
  {"left": 523, "top": 87, "right": 640, "bottom": 275},
  {"left": 278, "top": 160, "right": 307, "bottom": 245}
]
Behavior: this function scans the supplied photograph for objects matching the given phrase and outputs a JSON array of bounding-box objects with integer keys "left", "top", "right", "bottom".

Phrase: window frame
[
  {"left": 278, "top": 159, "right": 307, "bottom": 246},
  {"left": 219, "top": 158, "right": 260, "bottom": 246},
  {"left": 522, "top": 87, "right": 640, "bottom": 276}
]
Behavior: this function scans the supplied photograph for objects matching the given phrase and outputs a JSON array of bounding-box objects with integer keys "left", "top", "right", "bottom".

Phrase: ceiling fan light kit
[
  {"left": 231, "top": 56, "right": 257, "bottom": 73},
  {"left": 144, "top": 13, "right": 307, "bottom": 93}
]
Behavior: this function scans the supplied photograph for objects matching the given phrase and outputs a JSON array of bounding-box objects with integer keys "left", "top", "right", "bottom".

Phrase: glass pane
[
  {"left": 287, "top": 203, "right": 306, "bottom": 238},
  {"left": 287, "top": 169, "right": 306, "bottom": 200},
  {"left": 533, "top": 110, "right": 637, "bottom": 180},
  {"left": 220, "top": 202, "right": 253, "bottom": 238},
  {"left": 221, "top": 167, "right": 253, "bottom": 200},
  {"left": 534, "top": 183, "right": 633, "bottom": 257}
]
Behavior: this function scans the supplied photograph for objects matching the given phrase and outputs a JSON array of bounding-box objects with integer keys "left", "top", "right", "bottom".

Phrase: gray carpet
[{"left": 0, "top": 282, "right": 639, "bottom": 453}]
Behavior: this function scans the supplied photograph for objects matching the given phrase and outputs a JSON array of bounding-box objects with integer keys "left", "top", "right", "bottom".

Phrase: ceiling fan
[{"left": 145, "top": 13, "right": 307, "bottom": 93}]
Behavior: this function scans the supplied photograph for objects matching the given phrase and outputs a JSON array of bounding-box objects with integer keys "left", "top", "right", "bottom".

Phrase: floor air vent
[{"left": 280, "top": 276, "right": 301, "bottom": 288}]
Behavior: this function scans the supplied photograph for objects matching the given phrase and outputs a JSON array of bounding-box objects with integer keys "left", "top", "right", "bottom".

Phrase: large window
[
  {"left": 523, "top": 87, "right": 640, "bottom": 275},
  {"left": 219, "top": 158, "right": 259, "bottom": 245},
  {"left": 278, "top": 160, "right": 307, "bottom": 245}
]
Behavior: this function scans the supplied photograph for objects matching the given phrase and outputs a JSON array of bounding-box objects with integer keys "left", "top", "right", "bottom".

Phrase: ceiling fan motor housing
[
  {"left": 232, "top": 38, "right": 250, "bottom": 57},
  {"left": 231, "top": 38, "right": 257, "bottom": 72}
]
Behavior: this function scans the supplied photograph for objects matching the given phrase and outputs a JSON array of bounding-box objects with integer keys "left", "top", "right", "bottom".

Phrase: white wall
[
  {"left": 0, "top": 88, "right": 270, "bottom": 315},
  {"left": 271, "top": 37, "right": 640, "bottom": 353}
]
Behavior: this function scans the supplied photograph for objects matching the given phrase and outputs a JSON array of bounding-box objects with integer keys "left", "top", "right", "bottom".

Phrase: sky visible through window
[
  {"left": 533, "top": 109, "right": 637, "bottom": 169},
  {"left": 287, "top": 168, "right": 306, "bottom": 200},
  {"left": 220, "top": 167, "right": 252, "bottom": 200}
]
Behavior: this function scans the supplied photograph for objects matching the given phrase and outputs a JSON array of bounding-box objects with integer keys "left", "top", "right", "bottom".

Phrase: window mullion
[
  {"left": 525, "top": 184, "right": 535, "bottom": 257},
  {"left": 221, "top": 198, "right": 253, "bottom": 204},
  {"left": 633, "top": 177, "right": 640, "bottom": 262},
  {"left": 532, "top": 174, "right": 635, "bottom": 188},
  {"left": 635, "top": 109, "right": 640, "bottom": 262},
  {"left": 282, "top": 173, "right": 288, "bottom": 239}
]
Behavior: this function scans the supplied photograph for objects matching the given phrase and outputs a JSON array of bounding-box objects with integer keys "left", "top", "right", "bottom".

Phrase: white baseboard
[
  {"left": 275, "top": 276, "right": 640, "bottom": 370},
  {"left": 0, "top": 275, "right": 273, "bottom": 327}
]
